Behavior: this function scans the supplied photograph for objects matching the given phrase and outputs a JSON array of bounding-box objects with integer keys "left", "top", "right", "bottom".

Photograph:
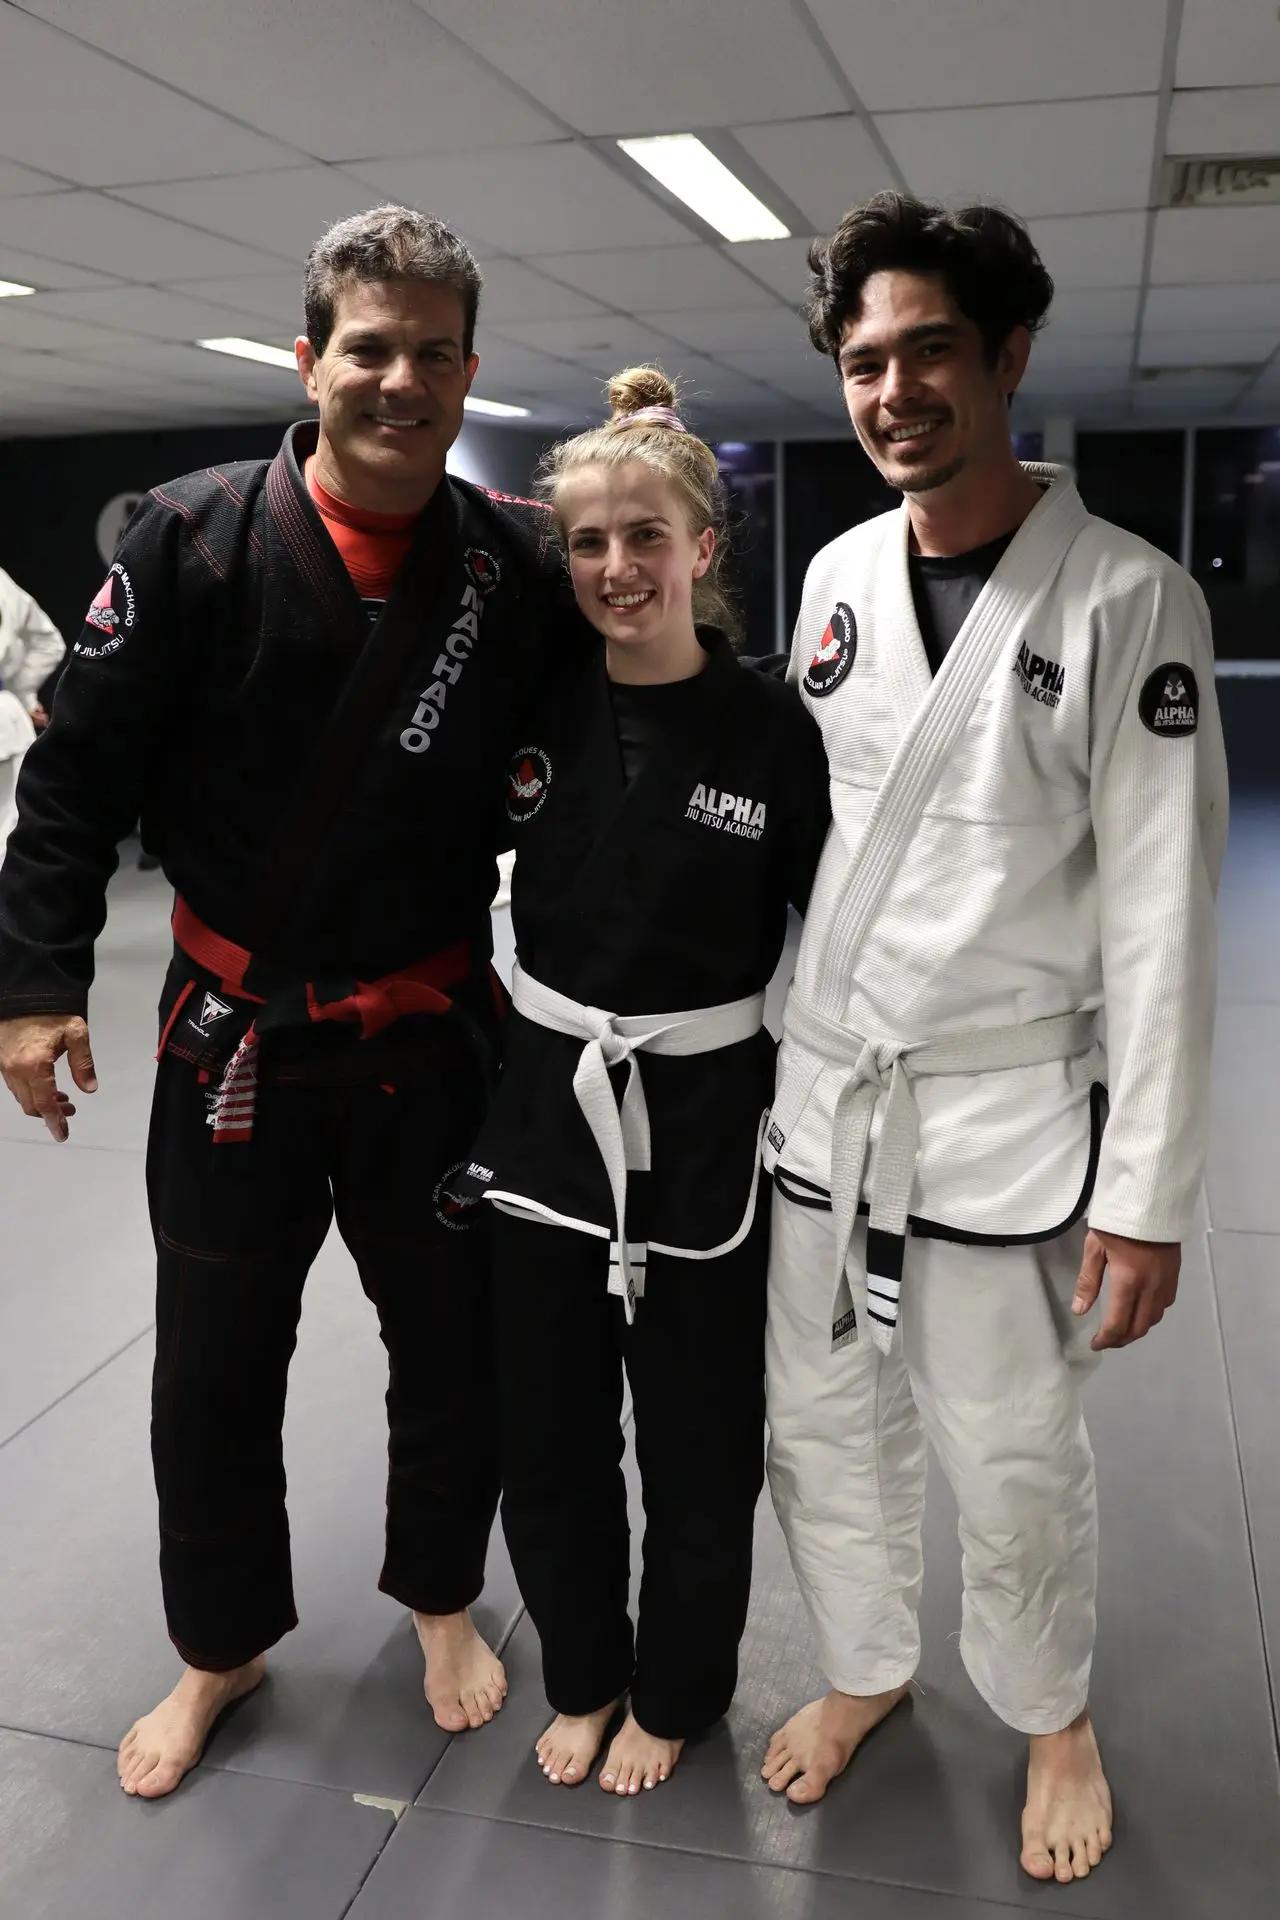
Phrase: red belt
[{"left": 165, "top": 897, "right": 476, "bottom": 1143}]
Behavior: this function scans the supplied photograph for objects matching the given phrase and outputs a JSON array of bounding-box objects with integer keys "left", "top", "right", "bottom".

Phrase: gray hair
[{"left": 303, "top": 204, "right": 483, "bottom": 357}]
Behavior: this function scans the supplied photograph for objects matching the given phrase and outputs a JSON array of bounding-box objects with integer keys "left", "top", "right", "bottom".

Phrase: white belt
[
  {"left": 511, "top": 963, "right": 767, "bottom": 1321},
  {"left": 781, "top": 995, "right": 1098, "bottom": 1356}
]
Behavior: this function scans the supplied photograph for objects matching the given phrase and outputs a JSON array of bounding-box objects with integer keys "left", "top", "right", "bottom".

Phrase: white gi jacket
[
  {"left": 766, "top": 464, "right": 1227, "bottom": 1273},
  {"left": 0, "top": 567, "right": 64, "bottom": 853}
]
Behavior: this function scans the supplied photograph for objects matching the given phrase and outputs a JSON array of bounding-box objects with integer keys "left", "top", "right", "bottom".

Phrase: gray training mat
[
  {"left": 0, "top": 1221, "right": 523, "bottom": 1801},
  {"left": 0, "top": 1724, "right": 395, "bottom": 1920},
  {"left": 348, "top": 1804, "right": 1058, "bottom": 1920},
  {"left": 421, "top": 1228, "right": 1280, "bottom": 1919}
]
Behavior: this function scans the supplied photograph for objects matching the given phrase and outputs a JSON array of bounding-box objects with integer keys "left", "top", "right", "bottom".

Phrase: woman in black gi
[{"left": 457, "top": 368, "right": 830, "bottom": 1794}]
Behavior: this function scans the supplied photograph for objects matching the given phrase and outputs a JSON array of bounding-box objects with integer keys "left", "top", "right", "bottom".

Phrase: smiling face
[
  {"left": 838, "top": 268, "right": 1030, "bottom": 498},
  {"left": 559, "top": 460, "right": 715, "bottom": 654},
  {"left": 296, "top": 276, "right": 478, "bottom": 510}
]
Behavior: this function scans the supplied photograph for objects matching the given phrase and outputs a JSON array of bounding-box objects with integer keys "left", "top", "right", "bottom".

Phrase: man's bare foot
[
  {"left": 536, "top": 1698, "right": 623, "bottom": 1786},
  {"left": 117, "top": 1657, "right": 266, "bottom": 1799},
  {"left": 1021, "top": 1709, "right": 1113, "bottom": 1883},
  {"left": 761, "top": 1685, "right": 908, "bottom": 1804},
  {"left": 599, "top": 1710, "right": 684, "bottom": 1795},
  {"left": 413, "top": 1609, "right": 507, "bottom": 1732}
]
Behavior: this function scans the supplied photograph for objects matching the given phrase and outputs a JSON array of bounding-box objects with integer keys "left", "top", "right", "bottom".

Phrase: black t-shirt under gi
[{"left": 908, "top": 528, "right": 1017, "bottom": 674}]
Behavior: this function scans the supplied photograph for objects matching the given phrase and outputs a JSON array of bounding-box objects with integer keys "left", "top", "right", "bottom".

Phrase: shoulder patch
[
  {"left": 1138, "top": 662, "right": 1198, "bottom": 738},
  {"left": 74, "top": 561, "right": 136, "bottom": 659},
  {"left": 803, "top": 602, "right": 857, "bottom": 697}
]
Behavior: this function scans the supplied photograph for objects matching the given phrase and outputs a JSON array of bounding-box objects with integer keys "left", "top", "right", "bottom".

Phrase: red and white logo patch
[
  {"left": 433, "top": 1161, "right": 482, "bottom": 1232},
  {"left": 506, "top": 746, "right": 552, "bottom": 824},
  {"left": 803, "top": 601, "right": 857, "bottom": 697},
  {"left": 76, "top": 562, "right": 136, "bottom": 659},
  {"left": 464, "top": 547, "right": 501, "bottom": 595}
]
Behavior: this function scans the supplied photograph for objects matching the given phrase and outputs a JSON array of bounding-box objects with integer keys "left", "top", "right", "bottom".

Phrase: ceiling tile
[
  {"left": 349, "top": 145, "right": 695, "bottom": 254},
  {"left": 1167, "top": 85, "right": 1280, "bottom": 155},
  {"left": 732, "top": 116, "right": 896, "bottom": 231},
  {"left": 25, "top": 285, "right": 298, "bottom": 346},
  {"left": 0, "top": 244, "right": 123, "bottom": 291},
  {"left": 637, "top": 307, "right": 806, "bottom": 354},
  {"left": 1177, "top": 1, "right": 1280, "bottom": 88},
  {"left": 0, "top": 193, "right": 290, "bottom": 279},
  {"left": 0, "top": 307, "right": 138, "bottom": 353},
  {"left": 726, "top": 237, "right": 821, "bottom": 303},
  {"left": 1132, "top": 380, "right": 1248, "bottom": 414},
  {"left": 1151, "top": 204, "right": 1280, "bottom": 283},
  {"left": 878, "top": 95, "right": 1159, "bottom": 218},
  {"left": 488, "top": 315, "right": 687, "bottom": 367},
  {"left": 803, "top": 0, "right": 1167, "bottom": 110},
  {"left": 0, "top": 159, "right": 67, "bottom": 196},
  {"left": 165, "top": 273, "right": 305, "bottom": 326},
  {"left": 470, "top": 259, "right": 608, "bottom": 324},
  {"left": 1146, "top": 282, "right": 1280, "bottom": 328},
  {"left": 419, "top": 0, "right": 848, "bottom": 134},
  {"left": 1139, "top": 328, "right": 1280, "bottom": 366},
  {"left": 1017, "top": 365, "right": 1134, "bottom": 394},
  {"left": 534, "top": 246, "right": 779, "bottom": 314},
  {"left": 1024, "top": 212, "right": 1149, "bottom": 289},
  {"left": 20, "top": 0, "right": 559, "bottom": 160},
  {"left": 0, "top": 6, "right": 303, "bottom": 185},
  {"left": 114, "top": 167, "right": 396, "bottom": 264},
  {"left": 1043, "top": 287, "right": 1142, "bottom": 333},
  {"left": 1031, "top": 332, "right": 1137, "bottom": 369},
  {"left": 69, "top": 338, "right": 306, "bottom": 397}
]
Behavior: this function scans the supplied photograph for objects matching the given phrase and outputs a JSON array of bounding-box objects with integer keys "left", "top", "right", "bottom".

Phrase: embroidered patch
[
  {"left": 685, "top": 783, "right": 767, "bottom": 839},
  {"left": 434, "top": 1161, "right": 483, "bottom": 1232},
  {"left": 1139, "top": 663, "right": 1199, "bottom": 738},
  {"left": 75, "top": 562, "right": 136, "bottom": 659},
  {"left": 506, "top": 746, "right": 552, "bottom": 823},
  {"left": 803, "top": 602, "right": 857, "bottom": 697},
  {"left": 1013, "top": 640, "right": 1065, "bottom": 709},
  {"left": 832, "top": 1308, "right": 858, "bottom": 1343},
  {"left": 464, "top": 546, "right": 501, "bottom": 595},
  {"left": 767, "top": 1121, "right": 786, "bottom": 1153},
  {"left": 187, "top": 990, "right": 234, "bottom": 1037}
]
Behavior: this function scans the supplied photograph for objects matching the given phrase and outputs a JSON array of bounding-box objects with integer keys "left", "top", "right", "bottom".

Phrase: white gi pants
[
  {"left": 766, "top": 1198, "right": 1100, "bottom": 1735},
  {"left": 0, "top": 692, "right": 35, "bottom": 867}
]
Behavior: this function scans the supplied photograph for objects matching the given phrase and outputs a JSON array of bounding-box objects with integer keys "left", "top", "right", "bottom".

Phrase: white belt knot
[{"left": 511, "top": 964, "right": 767, "bottom": 1322}]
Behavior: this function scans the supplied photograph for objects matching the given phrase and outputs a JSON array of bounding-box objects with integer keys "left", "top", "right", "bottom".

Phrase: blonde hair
[{"left": 538, "top": 366, "right": 739, "bottom": 637}]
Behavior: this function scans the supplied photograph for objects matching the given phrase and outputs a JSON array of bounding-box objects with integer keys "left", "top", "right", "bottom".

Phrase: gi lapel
[
  {"left": 815, "top": 466, "right": 1088, "bottom": 1021},
  {"left": 250, "top": 428, "right": 459, "bottom": 950}
]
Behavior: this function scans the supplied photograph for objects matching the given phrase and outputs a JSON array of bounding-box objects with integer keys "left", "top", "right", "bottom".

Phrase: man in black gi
[{"left": 0, "top": 205, "right": 560, "bottom": 1798}]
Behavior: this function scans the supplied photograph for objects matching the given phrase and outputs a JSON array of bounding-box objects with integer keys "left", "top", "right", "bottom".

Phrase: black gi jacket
[
  {"left": 459, "top": 629, "right": 832, "bottom": 1251},
  {"left": 0, "top": 421, "right": 562, "bottom": 1021}
]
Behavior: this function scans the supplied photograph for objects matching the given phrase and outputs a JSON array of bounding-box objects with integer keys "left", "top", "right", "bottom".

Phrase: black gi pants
[
  {"left": 493, "top": 1193, "right": 768, "bottom": 1738},
  {"left": 146, "top": 1036, "right": 499, "bottom": 1671}
]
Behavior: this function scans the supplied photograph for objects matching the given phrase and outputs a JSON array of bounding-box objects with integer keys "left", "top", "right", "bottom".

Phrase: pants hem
[
  {"left": 168, "top": 1615, "right": 296, "bottom": 1672},
  {"left": 961, "top": 1643, "right": 1091, "bottom": 1734},
  {"left": 380, "top": 1573, "right": 486, "bottom": 1618},
  {"left": 824, "top": 1657, "right": 918, "bottom": 1698}
]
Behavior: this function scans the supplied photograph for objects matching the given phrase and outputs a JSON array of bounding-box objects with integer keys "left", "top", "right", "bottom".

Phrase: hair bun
[{"left": 606, "top": 364, "right": 678, "bottom": 421}]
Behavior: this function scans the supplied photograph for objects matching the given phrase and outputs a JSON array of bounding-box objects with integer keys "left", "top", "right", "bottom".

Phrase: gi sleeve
[
  {"left": 1087, "top": 561, "right": 1228, "bottom": 1244},
  {"left": 0, "top": 496, "right": 183, "bottom": 1020},
  {"left": 5, "top": 585, "right": 65, "bottom": 708}
]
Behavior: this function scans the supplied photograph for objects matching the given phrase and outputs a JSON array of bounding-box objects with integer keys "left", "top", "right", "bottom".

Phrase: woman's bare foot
[
  {"left": 117, "top": 1657, "right": 266, "bottom": 1799},
  {"left": 761, "top": 1685, "right": 908, "bottom": 1804},
  {"left": 1021, "top": 1709, "right": 1113, "bottom": 1883},
  {"left": 413, "top": 1609, "right": 507, "bottom": 1732},
  {"left": 536, "top": 1699, "right": 623, "bottom": 1786},
  {"left": 599, "top": 1710, "right": 684, "bottom": 1795}
]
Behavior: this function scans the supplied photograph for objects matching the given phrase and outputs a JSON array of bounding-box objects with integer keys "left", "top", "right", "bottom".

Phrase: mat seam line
[
  {"left": 0, "top": 1323, "right": 155, "bottom": 1453},
  {"left": 1203, "top": 1226, "right": 1280, "bottom": 1773}
]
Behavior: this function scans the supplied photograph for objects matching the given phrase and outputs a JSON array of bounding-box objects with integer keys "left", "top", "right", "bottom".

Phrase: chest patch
[
  {"left": 803, "top": 602, "right": 857, "bottom": 697},
  {"left": 1139, "top": 662, "right": 1198, "bottom": 738},
  {"left": 464, "top": 546, "right": 501, "bottom": 595},
  {"left": 506, "top": 746, "right": 552, "bottom": 823},
  {"left": 686, "top": 783, "right": 766, "bottom": 839},
  {"left": 1013, "top": 640, "right": 1065, "bottom": 709}
]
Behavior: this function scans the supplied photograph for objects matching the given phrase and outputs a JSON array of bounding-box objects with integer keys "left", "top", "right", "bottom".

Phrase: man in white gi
[
  {"left": 0, "top": 566, "right": 63, "bottom": 862},
  {"left": 760, "top": 195, "right": 1227, "bottom": 1887}
]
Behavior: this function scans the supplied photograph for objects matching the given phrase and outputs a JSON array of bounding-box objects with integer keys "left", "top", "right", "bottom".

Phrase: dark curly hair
[
  {"left": 304, "top": 205, "right": 482, "bottom": 358},
  {"left": 805, "top": 193, "right": 1054, "bottom": 367}
]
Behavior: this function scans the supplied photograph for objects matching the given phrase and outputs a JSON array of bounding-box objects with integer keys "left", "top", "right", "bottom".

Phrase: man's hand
[
  {"left": 0, "top": 1012, "right": 98, "bottom": 1142},
  {"left": 29, "top": 703, "right": 49, "bottom": 731},
  {"left": 1073, "top": 1228, "right": 1181, "bottom": 1350}
]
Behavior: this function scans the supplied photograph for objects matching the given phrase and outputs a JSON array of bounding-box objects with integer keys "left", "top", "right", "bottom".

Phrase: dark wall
[
  {"left": 0, "top": 419, "right": 296, "bottom": 648},
  {"left": 782, "top": 440, "right": 897, "bottom": 627},
  {"left": 1075, "top": 430, "right": 1184, "bottom": 563}
]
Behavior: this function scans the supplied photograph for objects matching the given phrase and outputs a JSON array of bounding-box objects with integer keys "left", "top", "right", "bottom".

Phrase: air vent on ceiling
[
  {"left": 1161, "top": 156, "right": 1280, "bottom": 208},
  {"left": 1138, "top": 363, "right": 1263, "bottom": 383}
]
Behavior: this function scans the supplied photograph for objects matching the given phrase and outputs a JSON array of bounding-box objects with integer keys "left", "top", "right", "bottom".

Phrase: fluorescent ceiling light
[
  {"left": 465, "top": 395, "right": 531, "bottom": 418},
  {"left": 0, "top": 279, "right": 35, "bottom": 298},
  {"left": 617, "top": 135, "right": 789, "bottom": 243},
  {"left": 197, "top": 336, "right": 297, "bottom": 370}
]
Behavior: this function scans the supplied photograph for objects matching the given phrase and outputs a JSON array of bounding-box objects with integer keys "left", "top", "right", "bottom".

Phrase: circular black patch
[
  {"left": 465, "top": 546, "right": 501, "bottom": 595},
  {"left": 1138, "top": 662, "right": 1199, "bottom": 738},
  {"left": 803, "top": 602, "right": 857, "bottom": 697},
  {"left": 505, "top": 745, "right": 552, "bottom": 823},
  {"left": 433, "top": 1162, "right": 482, "bottom": 1232}
]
